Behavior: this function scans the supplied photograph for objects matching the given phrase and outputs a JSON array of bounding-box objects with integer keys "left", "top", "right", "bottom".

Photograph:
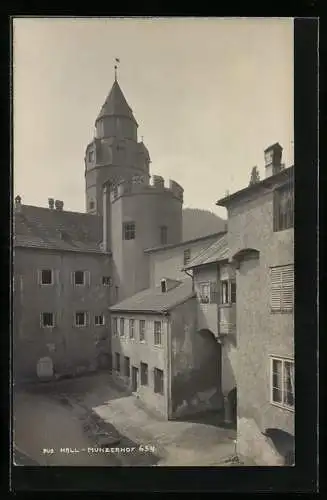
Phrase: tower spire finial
[{"left": 114, "top": 58, "right": 120, "bottom": 81}]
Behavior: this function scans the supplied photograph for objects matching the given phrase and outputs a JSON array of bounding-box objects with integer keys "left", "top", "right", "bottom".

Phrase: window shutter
[
  {"left": 281, "top": 264, "right": 294, "bottom": 311},
  {"left": 271, "top": 267, "right": 282, "bottom": 311},
  {"left": 40, "top": 313, "right": 43, "bottom": 328},
  {"left": 86, "top": 271, "right": 91, "bottom": 287},
  {"left": 71, "top": 271, "right": 75, "bottom": 286},
  {"left": 210, "top": 282, "right": 217, "bottom": 303},
  {"left": 37, "top": 270, "right": 42, "bottom": 285}
]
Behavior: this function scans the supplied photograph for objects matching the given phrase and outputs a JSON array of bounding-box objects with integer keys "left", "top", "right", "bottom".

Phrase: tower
[{"left": 85, "top": 76, "right": 151, "bottom": 215}]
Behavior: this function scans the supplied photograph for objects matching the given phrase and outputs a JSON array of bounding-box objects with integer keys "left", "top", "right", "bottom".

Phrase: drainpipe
[{"left": 163, "top": 310, "right": 171, "bottom": 419}]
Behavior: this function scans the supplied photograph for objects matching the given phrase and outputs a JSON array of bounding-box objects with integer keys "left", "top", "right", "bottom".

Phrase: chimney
[
  {"left": 264, "top": 143, "right": 283, "bottom": 178},
  {"left": 55, "top": 200, "right": 64, "bottom": 211},
  {"left": 161, "top": 279, "right": 167, "bottom": 293},
  {"left": 48, "top": 198, "right": 54, "bottom": 210},
  {"left": 14, "top": 195, "right": 22, "bottom": 212}
]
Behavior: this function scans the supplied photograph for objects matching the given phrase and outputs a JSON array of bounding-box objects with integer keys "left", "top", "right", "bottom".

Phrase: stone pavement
[{"left": 59, "top": 373, "right": 237, "bottom": 466}]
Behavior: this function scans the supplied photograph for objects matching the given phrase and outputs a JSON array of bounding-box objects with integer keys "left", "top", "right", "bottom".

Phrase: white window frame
[
  {"left": 72, "top": 270, "right": 87, "bottom": 287},
  {"left": 40, "top": 312, "right": 55, "bottom": 328},
  {"left": 38, "top": 269, "right": 54, "bottom": 286},
  {"left": 95, "top": 314, "right": 105, "bottom": 326},
  {"left": 154, "top": 321, "right": 162, "bottom": 346},
  {"left": 74, "top": 311, "right": 88, "bottom": 328},
  {"left": 220, "top": 280, "right": 235, "bottom": 305},
  {"left": 139, "top": 319, "right": 146, "bottom": 342},
  {"left": 198, "top": 282, "right": 211, "bottom": 304},
  {"left": 270, "top": 264, "right": 294, "bottom": 312},
  {"left": 270, "top": 356, "right": 294, "bottom": 411}
]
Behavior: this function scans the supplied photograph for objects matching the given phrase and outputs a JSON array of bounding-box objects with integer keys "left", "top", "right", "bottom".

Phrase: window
[
  {"left": 154, "top": 321, "right": 162, "bottom": 346},
  {"left": 139, "top": 320, "right": 146, "bottom": 342},
  {"left": 154, "top": 368, "right": 164, "bottom": 394},
  {"left": 140, "top": 362, "right": 148, "bottom": 385},
  {"left": 221, "top": 280, "right": 229, "bottom": 304},
  {"left": 160, "top": 226, "right": 168, "bottom": 245},
  {"left": 41, "top": 312, "right": 54, "bottom": 328},
  {"left": 273, "top": 182, "right": 294, "bottom": 232},
  {"left": 102, "top": 276, "right": 112, "bottom": 286},
  {"left": 183, "top": 249, "right": 191, "bottom": 266},
  {"left": 271, "top": 265, "right": 294, "bottom": 312},
  {"left": 73, "top": 270, "right": 85, "bottom": 286},
  {"left": 230, "top": 281, "right": 236, "bottom": 304},
  {"left": 123, "top": 222, "right": 135, "bottom": 240},
  {"left": 124, "top": 356, "right": 130, "bottom": 378},
  {"left": 113, "top": 186, "right": 118, "bottom": 199},
  {"left": 89, "top": 200, "right": 95, "bottom": 210},
  {"left": 113, "top": 317, "right": 118, "bottom": 336},
  {"left": 270, "top": 357, "right": 294, "bottom": 410},
  {"left": 129, "top": 319, "right": 135, "bottom": 339},
  {"left": 120, "top": 318, "right": 125, "bottom": 337},
  {"left": 115, "top": 352, "right": 121, "bottom": 373},
  {"left": 199, "top": 282, "right": 210, "bottom": 304},
  {"left": 75, "top": 312, "right": 87, "bottom": 327},
  {"left": 95, "top": 314, "right": 105, "bottom": 326},
  {"left": 40, "top": 269, "right": 53, "bottom": 285},
  {"left": 88, "top": 150, "right": 94, "bottom": 162}
]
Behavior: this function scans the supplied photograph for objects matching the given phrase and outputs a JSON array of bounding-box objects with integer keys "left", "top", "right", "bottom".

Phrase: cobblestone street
[{"left": 13, "top": 372, "right": 239, "bottom": 467}]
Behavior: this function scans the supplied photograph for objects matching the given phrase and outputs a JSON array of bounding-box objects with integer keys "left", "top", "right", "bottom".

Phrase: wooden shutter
[
  {"left": 271, "top": 267, "right": 282, "bottom": 311},
  {"left": 71, "top": 271, "right": 75, "bottom": 286},
  {"left": 86, "top": 271, "right": 91, "bottom": 287},
  {"left": 37, "top": 269, "right": 42, "bottom": 286},
  {"left": 210, "top": 282, "right": 217, "bottom": 304},
  {"left": 281, "top": 264, "right": 294, "bottom": 311}
]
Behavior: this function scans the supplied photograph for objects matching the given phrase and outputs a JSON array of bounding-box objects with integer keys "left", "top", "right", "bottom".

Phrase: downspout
[{"left": 163, "top": 310, "right": 171, "bottom": 419}]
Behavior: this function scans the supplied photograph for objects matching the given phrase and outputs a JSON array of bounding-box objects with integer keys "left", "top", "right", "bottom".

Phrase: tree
[{"left": 249, "top": 166, "right": 260, "bottom": 186}]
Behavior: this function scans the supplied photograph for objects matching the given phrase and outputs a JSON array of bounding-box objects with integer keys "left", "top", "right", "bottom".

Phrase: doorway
[{"left": 132, "top": 366, "right": 139, "bottom": 392}]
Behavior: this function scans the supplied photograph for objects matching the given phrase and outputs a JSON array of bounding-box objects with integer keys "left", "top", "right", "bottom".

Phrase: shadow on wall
[
  {"left": 171, "top": 329, "right": 223, "bottom": 419},
  {"left": 263, "top": 428, "right": 295, "bottom": 466}
]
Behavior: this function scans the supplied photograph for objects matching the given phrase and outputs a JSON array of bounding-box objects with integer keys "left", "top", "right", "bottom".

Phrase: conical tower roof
[{"left": 95, "top": 80, "right": 138, "bottom": 125}]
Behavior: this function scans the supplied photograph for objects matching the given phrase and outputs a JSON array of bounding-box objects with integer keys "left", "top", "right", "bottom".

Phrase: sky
[{"left": 13, "top": 17, "right": 294, "bottom": 219}]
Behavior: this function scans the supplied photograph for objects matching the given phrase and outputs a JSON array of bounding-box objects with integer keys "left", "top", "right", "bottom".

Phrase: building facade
[{"left": 217, "top": 143, "right": 294, "bottom": 465}]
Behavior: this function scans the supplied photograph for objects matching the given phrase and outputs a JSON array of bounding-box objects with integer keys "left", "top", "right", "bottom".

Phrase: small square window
[
  {"left": 74, "top": 271, "right": 85, "bottom": 286},
  {"left": 183, "top": 249, "right": 191, "bottom": 266},
  {"left": 41, "top": 312, "right": 54, "bottom": 327},
  {"left": 95, "top": 314, "right": 105, "bottom": 326},
  {"left": 123, "top": 222, "right": 136, "bottom": 240},
  {"left": 102, "top": 276, "right": 112, "bottom": 286},
  {"left": 41, "top": 269, "right": 53, "bottom": 285},
  {"left": 160, "top": 226, "right": 168, "bottom": 245},
  {"left": 154, "top": 368, "right": 164, "bottom": 394},
  {"left": 75, "top": 312, "right": 87, "bottom": 327},
  {"left": 141, "top": 362, "right": 148, "bottom": 386}
]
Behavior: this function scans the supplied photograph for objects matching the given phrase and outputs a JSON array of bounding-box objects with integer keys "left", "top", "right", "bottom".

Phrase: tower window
[
  {"left": 123, "top": 222, "right": 136, "bottom": 240},
  {"left": 88, "top": 151, "right": 94, "bottom": 162},
  {"left": 89, "top": 200, "right": 95, "bottom": 210},
  {"left": 160, "top": 226, "right": 168, "bottom": 245}
]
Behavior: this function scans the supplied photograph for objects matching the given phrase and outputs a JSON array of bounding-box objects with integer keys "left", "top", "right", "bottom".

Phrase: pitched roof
[
  {"left": 216, "top": 165, "right": 294, "bottom": 207},
  {"left": 14, "top": 205, "right": 105, "bottom": 254},
  {"left": 96, "top": 80, "right": 137, "bottom": 125},
  {"left": 183, "top": 233, "right": 229, "bottom": 270},
  {"left": 110, "top": 280, "right": 195, "bottom": 314},
  {"left": 144, "top": 231, "right": 226, "bottom": 254}
]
